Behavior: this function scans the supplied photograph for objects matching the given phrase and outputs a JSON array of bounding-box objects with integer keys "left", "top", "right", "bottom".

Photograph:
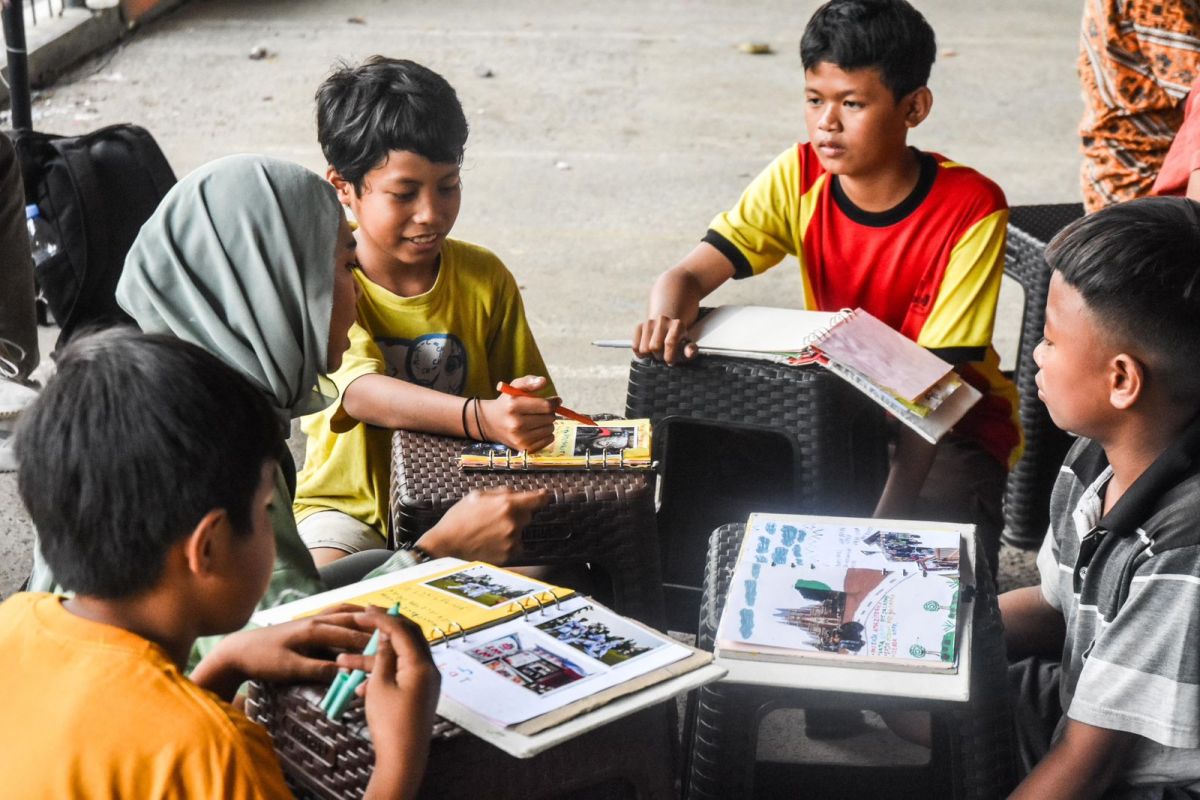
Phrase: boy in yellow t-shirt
[
  {"left": 295, "top": 57, "right": 558, "bottom": 565},
  {"left": 0, "top": 331, "right": 440, "bottom": 800}
]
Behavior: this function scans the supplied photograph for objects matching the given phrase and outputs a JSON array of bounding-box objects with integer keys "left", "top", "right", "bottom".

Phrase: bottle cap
[{"left": 25, "top": 204, "right": 40, "bottom": 220}]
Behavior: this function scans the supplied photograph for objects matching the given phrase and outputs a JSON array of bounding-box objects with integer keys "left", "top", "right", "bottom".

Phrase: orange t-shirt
[{"left": 0, "top": 593, "right": 292, "bottom": 800}]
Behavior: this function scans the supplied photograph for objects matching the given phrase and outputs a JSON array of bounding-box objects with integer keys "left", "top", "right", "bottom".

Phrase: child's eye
[
  {"left": 391, "top": 192, "right": 418, "bottom": 203},
  {"left": 805, "top": 97, "right": 822, "bottom": 106},
  {"left": 844, "top": 100, "right": 864, "bottom": 109},
  {"left": 439, "top": 182, "right": 462, "bottom": 195}
]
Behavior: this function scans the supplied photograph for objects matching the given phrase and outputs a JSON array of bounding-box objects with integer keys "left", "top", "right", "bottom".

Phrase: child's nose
[
  {"left": 818, "top": 106, "right": 840, "bottom": 130},
  {"left": 1032, "top": 339, "right": 1046, "bottom": 367}
]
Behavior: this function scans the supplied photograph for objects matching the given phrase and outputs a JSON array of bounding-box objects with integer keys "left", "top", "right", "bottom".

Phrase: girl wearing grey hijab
[{"left": 30, "top": 155, "right": 540, "bottom": 638}]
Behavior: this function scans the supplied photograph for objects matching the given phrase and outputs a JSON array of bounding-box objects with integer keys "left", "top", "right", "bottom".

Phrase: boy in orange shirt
[{"left": 0, "top": 330, "right": 439, "bottom": 799}]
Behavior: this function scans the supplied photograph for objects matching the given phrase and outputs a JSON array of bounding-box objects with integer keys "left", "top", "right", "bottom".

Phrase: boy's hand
[
  {"left": 416, "top": 487, "right": 549, "bottom": 564},
  {"left": 193, "top": 605, "right": 372, "bottom": 701},
  {"left": 349, "top": 608, "right": 440, "bottom": 800},
  {"left": 477, "top": 375, "right": 558, "bottom": 451},
  {"left": 632, "top": 315, "right": 698, "bottom": 364}
]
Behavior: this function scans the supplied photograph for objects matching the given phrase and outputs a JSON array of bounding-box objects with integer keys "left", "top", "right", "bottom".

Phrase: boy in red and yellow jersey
[{"left": 634, "top": 0, "right": 1020, "bottom": 575}]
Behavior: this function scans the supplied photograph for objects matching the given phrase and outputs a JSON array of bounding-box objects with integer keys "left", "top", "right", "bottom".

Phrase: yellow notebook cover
[
  {"left": 303, "top": 561, "right": 576, "bottom": 644},
  {"left": 460, "top": 418, "right": 653, "bottom": 470}
]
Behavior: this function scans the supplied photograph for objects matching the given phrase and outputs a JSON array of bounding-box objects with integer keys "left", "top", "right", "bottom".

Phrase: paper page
[
  {"left": 690, "top": 305, "right": 841, "bottom": 353},
  {"left": 717, "top": 514, "right": 962, "bottom": 668},
  {"left": 816, "top": 310, "right": 951, "bottom": 402},
  {"left": 434, "top": 596, "right": 691, "bottom": 727},
  {"left": 296, "top": 562, "right": 574, "bottom": 643}
]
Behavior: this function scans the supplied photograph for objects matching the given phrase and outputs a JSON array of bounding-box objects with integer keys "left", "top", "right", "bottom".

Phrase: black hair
[
  {"left": 316, "top": 56, "right": 469, "bottom": 192},
  {"left": 1045, "top": 197, "right": 1200, "bottom": 401},
  {"left": 16, "top": 329, "right": 284, "bottom": 599},
  {"left": 800, "top": 0, "right": 937, "bottom": 100}
]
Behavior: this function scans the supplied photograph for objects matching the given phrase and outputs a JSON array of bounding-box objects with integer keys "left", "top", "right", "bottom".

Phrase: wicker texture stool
[
  {"left": 625, "top": 356, "right": 888, "bottom": 631},
  {"left": 683, "top": 523, "right": 1016, "bottom": 799},
  {"left": 390, "top": 429, "right": 665, "bottom": 627},
  {"left": 1002, "top": 204, "right": 1084, "bottom": 549},
  {"left": 246, "top": 681, "right": 676, "bottom": 799}
]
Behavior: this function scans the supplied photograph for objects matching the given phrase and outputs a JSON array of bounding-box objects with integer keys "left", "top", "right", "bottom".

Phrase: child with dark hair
[
  {"left": 633, "top": 0, "right": 1019, "bottom": 574},
  {"left": 297, "top": 56, "right": 558, "bottom": 565},
  {"left": 0, "top": 330, "right": 439, "bottom": 799},
  {"left": 998, "top": 197, "right": 1200, "bottom": 796}
]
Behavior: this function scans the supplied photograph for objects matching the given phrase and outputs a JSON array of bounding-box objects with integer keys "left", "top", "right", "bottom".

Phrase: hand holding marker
[{"left": 322, "top": 602, "right": 402, "bottom": 721}]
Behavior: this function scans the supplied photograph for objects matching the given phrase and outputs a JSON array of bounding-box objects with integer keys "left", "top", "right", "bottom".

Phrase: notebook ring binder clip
[
  {"left": 447, "top": 621, "right": 466, "bottom": 641},
  {"left": 522, "top": 450, "right": 530, "bottom": 470},
  {"left": 505, "top": 450, "right": 513, "bottom": 469},
  {"left": 431, "top": 626, "right": 449, "bottom": 647},
  {"left": 487, "top": 449, "right": 496, "bottom": 468},
  {"left": 602, "top": 448, "right": 611, "bottom": 468},
  {"left": 585, "top": 449, "right": 593, "bottom": 468},
  {"left": 550, "top": 590, "right": 563, "bottom": 610}
]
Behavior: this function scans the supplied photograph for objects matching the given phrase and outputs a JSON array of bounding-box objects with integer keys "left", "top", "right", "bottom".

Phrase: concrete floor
[{"left": 0, "top": 1, "right": 1075, "bottom": 597}]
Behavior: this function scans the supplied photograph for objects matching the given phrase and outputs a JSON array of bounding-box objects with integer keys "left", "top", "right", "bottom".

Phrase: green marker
[{"left": 323, "top": 603, "right": 401, "bottom": 721}]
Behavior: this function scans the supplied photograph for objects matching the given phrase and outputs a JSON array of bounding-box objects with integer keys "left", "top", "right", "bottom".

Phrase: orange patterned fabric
[{"left": 1079, "top": 0, "right": 1200, "bottom": 211}]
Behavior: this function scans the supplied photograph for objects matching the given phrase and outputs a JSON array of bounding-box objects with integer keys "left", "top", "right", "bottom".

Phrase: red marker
[{"left": 498, "top": 382, "right": 597, "bottom": 426}]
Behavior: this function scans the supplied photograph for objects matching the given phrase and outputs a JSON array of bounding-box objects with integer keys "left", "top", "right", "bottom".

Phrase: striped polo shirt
[
  {"left": 1036, "top": 415, "right": 1200, "bottom": 788},
  {"left": 705, "top": 144, "right": 1021, "bottom": 467}
]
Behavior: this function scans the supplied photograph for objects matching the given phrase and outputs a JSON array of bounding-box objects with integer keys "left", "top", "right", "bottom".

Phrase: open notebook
[
  {"left": 688, "top": 305, "right": 982, "bottom": 443},
  {"left": 253, "top": 560, "right": 719, "bottom": 754}
]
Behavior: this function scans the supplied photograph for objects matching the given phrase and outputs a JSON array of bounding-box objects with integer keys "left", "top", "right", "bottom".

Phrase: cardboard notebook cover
[
  {"left": 253, "top": 559, "right": 721, "bottom": 757},
  {"left": 716, "top": 513, "right": 972, "bottom": 676}
]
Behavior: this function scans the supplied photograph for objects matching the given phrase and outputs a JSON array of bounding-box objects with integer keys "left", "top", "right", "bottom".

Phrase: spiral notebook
[
  {"left": 252, "top": 560, "right": 717, "bottom": 747},
  {"left": 689, "top": 305, "right": 981, "bottom": 443}
]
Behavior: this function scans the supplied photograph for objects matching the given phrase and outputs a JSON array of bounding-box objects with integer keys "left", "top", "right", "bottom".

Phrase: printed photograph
[
  {"left": 571, "top": 425, "right": 639, "bottom": 456},
  {"left": 426, "top": 566, "right": 545, "bottom": 607},
  {"left": 536, "top": 606, "right": 664, "bottom": 666},
  {"left": 464, "top": 633, "right": 590, "bottom": 695}
]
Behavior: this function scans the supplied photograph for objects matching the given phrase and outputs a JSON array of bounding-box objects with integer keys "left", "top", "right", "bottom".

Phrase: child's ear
[
  {"left": 1108, "top": 352, "right": 1144, "bottom": 410},
  {"left": 182, "top": 509, "right": 230, "bottom": 577},
  {"left": 326, "top": 167, "right": 357, "bottom": 206},
  {"left": 904, "top": 87, "right": 933, "bottom": 129}
]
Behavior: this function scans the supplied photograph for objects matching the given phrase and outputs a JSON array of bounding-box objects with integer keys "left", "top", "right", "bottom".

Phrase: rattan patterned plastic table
[
  {"left": 390, "top": 428, "right": 665, "bottom": 628},
  {"left": 682, "top": 523, "right": 1016, "bottom": 799},
  {"left": 625, "top": 354, "right": 890, "bottom": 631}
]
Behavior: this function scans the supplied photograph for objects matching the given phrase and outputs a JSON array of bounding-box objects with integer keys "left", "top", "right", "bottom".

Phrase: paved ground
[{"left": 1, "top": 0, "right": 1077, "bottom": 610}]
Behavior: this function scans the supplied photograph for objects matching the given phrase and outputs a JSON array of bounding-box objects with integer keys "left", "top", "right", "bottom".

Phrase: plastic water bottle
[
  {"left": 25, "top": 204, "right": 59, "bottom": 265},
  {"left": 25, "top": 205, "right": 59, "bottom": 325}
]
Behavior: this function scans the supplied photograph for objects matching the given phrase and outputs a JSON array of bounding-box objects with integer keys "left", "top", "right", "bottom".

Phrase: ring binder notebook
[
  {"left": 460, "top": 418, "right": 654, "bottom": 471},
  {"left": 251, "top": 559, "right": 720, "bottom": 745}
]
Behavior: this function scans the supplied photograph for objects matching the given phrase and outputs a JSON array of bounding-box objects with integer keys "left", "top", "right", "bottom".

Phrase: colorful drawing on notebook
[
  {"left": 426, "top": 566, "right": 546, "bottom": 608},
  {"left": 464, "top": 633, "right": 590, "bottom": 695},
  {"left": 536, "top": 606, "right": 664, "bottom": 666},
  {"left": 723, "top": 515, "right": 962, "bottom": 664},
  {"left": 571, "top": 425, "right": 640, "bottom": 456}
]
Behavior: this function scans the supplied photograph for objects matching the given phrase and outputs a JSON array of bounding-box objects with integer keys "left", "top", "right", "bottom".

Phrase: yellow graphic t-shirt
[{"left": 294, "top": 238, "right": 554, "bottom": 539}]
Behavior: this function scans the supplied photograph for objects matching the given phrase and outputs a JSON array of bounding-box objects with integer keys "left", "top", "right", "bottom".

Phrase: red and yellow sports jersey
[{"left": 706, "top": 143, "right": 1021, "bottom": 467}]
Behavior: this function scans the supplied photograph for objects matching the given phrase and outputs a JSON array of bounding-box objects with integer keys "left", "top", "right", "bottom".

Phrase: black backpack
[{"left": 14, "top": 124, "right": 176, "bottom": 346}]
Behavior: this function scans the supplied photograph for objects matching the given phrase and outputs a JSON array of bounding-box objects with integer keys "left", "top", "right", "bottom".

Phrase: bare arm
[
  {"left": 872, "top": 425, "right": 937, "bottom": 519},
  {"left": 342, "top": 373, "right": 558, "bottom": 452},
  {"left": 999, "top": 585, "right": 1065, "bottom": 660},
  {"left": 1009, "top": 719, "right": 1136, "bottom": 800},
  {"left": 632, "top": 242, "right": 736, "bottom": 364}
]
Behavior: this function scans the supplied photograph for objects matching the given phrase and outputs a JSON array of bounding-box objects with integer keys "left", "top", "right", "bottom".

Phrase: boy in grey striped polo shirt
[{"left": 1001, "top": 197, "right": 1200, "bottom": 798}]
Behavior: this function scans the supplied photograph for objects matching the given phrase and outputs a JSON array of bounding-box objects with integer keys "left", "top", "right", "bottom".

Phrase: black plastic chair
[{"left": 1001, "top": 204, "right": 1085, "bottom": 550}]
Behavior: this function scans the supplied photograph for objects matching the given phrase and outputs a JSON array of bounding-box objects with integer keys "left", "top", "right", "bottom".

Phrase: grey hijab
[{"left": 117, "top": 154, "right": 342, "bottom": 421}]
